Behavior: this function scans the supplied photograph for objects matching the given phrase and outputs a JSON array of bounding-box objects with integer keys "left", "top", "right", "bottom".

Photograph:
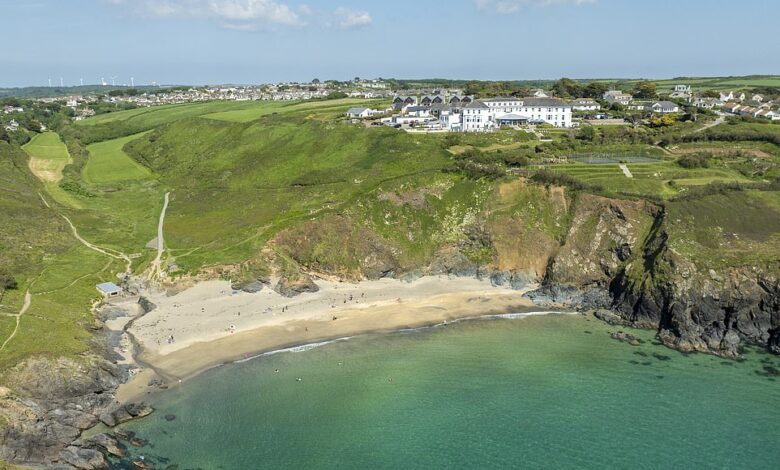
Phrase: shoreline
[{"left": 111, "top": 276, "right": 561, "bottom": 403}]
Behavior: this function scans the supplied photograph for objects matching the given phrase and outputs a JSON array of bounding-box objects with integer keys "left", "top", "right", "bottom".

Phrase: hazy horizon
[{"left": 2, "top": 0, "right": 779, "bottom": 88}]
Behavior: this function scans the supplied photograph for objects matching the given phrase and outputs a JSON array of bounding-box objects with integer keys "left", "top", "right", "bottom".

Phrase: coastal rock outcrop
[
  {"left": 534, "top": 192, "right": 780, "bottom": 358},
  {"left": 0, "top": 356, "right": 125, "bottom": 466}
]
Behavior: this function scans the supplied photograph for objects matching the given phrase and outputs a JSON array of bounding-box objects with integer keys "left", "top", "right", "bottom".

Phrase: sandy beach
[{"left": 115, "top": 276, "right": 547, "bottom": 402}]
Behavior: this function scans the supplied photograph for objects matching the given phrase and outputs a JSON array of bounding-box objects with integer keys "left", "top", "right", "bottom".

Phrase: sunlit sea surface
[{"left": 115, "top": 314, "right": 780, "bottom": 469}]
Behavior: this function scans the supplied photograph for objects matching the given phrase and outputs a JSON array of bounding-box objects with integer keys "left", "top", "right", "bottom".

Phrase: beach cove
[{"left": 111, "top": 276, "right": 548, "bottom": 402}]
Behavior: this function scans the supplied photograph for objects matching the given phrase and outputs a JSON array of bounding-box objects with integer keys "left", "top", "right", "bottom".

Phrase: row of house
[
  {"left": 392, "top": 94, "right": 475, "bottom": 110},
  {"left": 4, "top": 119, "right": 19, "bottom": 132},
  {"left": 723, "top": 103, "right": 780, "bottom": 120}
]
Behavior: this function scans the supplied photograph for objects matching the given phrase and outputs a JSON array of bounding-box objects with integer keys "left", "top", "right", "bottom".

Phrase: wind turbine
[
  {"left": 60, "top": 77, "right": 64, "bottom": 87},
  {"left": 80, "top": 78, "right": 84, "bottom": 86},
  {"left": 110, "top": 76, "right": 117, "bottom": 86},
  {"left": 48, "top": 78, "right": 52, "bottom": 87},
  {"left": 130, "top": 77, "right": 135, "bottom": 87},
  {"left": 101, "top": 77, "right": 107, "bottom": 86}
]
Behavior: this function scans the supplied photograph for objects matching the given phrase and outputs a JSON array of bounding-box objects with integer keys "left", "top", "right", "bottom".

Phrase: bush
[
  {"left": 530, "top": 170, "right": 599, "bottom": 191},
  {"left": 0, "top": 274, "right": 17, "bottom": 291},
  {"left": 677, "top": 153, "right": 710, "bottom": 169}
]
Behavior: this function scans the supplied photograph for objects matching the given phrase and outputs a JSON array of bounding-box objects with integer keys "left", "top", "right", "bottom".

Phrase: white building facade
[{"left": 461, "top": 97, "right": 572, "bottom": 131}]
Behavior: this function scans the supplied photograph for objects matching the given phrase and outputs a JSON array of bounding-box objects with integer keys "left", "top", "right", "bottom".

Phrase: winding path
[
  {"left": 60, "top": 211, "right": 133, "bottom": 277},
  {"left": 693, "top": 113, "right": 726, "bottom": 134},
  {"left": 0, "top": 290, "right": 32, "bottom": 352},
  {"left": 148, "top": 192, "right": 171, "bottom": 281}
]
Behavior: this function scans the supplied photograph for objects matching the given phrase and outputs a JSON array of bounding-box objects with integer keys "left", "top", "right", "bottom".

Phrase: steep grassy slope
[
  {"left": 123, "top": 112, "right": 452, "bottom": 271},
  {"left": 0, "top": 142, "right": 122, "bottom": 369}
]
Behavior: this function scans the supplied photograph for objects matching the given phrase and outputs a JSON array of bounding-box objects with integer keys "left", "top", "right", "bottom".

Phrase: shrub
[
  {"left": 0, "top": 274, "right": 17, "bottom": 291},
  {"left": 677, "top": 153, "right": 710, "bottom": 169},
  {"left": 530, "top": 170, "right": 598, "bottom": 191}
]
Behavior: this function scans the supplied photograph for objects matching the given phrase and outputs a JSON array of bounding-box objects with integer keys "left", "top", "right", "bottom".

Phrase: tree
[
  {"left": 702, "top": 90, "right": 720, "bottom": 98},
  {"left": 552, "top": 78, "right": 581, "bottom": 98},
  {"left": 634, "top": 81, "right": 657, "bottom": 99},
  {"left": 312, "top": 78, "right": 320, "bottom": 84},
  {"left": 583, "top": 81, "right": 609, "bottom": 99},
  {"left": 576, "top": 125, "right": 597, "bottom": 142}
]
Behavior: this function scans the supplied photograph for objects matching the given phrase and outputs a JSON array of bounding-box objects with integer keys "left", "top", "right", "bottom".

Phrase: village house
[
  {"left": 720, "top": 91, "right": 746, "bottom": 102},
  {"left": 603, "top": 90, "right": 633, "bottom": 106},
  {"left": 755, "top": 109, "right": 780, "bottom": 121},
  {"left": 570, "top": 98, "right": 600, "bottom": 111},
  {"left": 627, "top": 101, "right": 680, "bottom": 113},
  {"left": 722, "top": 102, "right": 742, "bottom": 114},
  {"left": 346, "top": 107, "right": 380, "bottom": 119},
  {"left": 2, "top": 105, "right": 24, "bottom": 114},
  {"left": 403, "top": 106, "right": 432, "bottom": 118},
  {"left": 531, "top": 89, "right": 549, "bottom": 98},
  {"left": 752, "top": 94, "right": 764, "bottom": 103},
  {"left": 670, "top": 84, "right": 692, "bottom": 98},
  {"left": 691, "top": 97, "right": 724, "bottom": 109},
  {"left": 4, "top": 119, "right": 19, "bottom": 132},
  {"left": 650, "top": 101, "right": 680, "bottom": 113},
  {"left": 392, "top": 96, "right": 417, "bottom": 110}
]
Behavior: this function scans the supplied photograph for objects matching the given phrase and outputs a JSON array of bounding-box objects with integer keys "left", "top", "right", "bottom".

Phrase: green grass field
[
  {"left": 83, "top": 132, "right": 153, "bottom": 184},
  {"left": 21, "top": 132, "right": 83, "bottom": 209},
  {"left": 204, "top": 98, "right": 384, "bottom": 123},
  {"left": 648, "top": 75, "right": 780, "bottom": 91}
]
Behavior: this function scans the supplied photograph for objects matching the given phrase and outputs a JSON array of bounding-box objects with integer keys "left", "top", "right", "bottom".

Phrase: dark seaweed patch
[
  {"left": 633, "top": 351, "right": 648, "bottom": 357},
  {"left": 652, "top": 353, "right": 672, "bottom": 361}
]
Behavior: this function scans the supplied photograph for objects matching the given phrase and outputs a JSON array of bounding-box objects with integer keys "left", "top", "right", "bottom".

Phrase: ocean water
[{"left": 115, "top": 314, "right": 780, "bottom": 469}]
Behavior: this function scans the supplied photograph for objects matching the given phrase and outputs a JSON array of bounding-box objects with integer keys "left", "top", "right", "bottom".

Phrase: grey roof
[
  {"left": 96, "top": 282, "right": 121, "bottom": 294},
  {"left": 406, "top": 106, "right": 429, "bottom": 112},
  {"left": 653, "top": 101, "right": 678, "bottom": 107},
  {"left": 465, "top": 100, "right": 490, "bottom": 109},
  {"left": 522, "top": 97, "right": 571, "bottom": 107},
  {"left": 482, "top": 96, "right": 521, "bottom": 103},
  {"left": 347, "top": 107, "right": 368, "bottom": 114}
]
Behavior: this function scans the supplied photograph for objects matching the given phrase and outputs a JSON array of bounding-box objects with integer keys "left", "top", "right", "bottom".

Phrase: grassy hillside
[
  {"left": 0, "top": 141, "right": 122, "bottom": 369},
  {"left": 3, "top": 96, "right": 780, "bottom": 373}
]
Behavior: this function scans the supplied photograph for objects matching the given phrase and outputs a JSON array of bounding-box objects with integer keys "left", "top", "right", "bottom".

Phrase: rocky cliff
[{"left": 530, "top": 190, "right": 780, "bottom": 358}]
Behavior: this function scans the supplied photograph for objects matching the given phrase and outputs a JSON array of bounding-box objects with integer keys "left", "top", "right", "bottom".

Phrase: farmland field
[
  {"left": 83, "top": 132, "right": 153, "bottom": 184},
  {"left": 21, "top": 132, "right": 82, "bottom": 208}
]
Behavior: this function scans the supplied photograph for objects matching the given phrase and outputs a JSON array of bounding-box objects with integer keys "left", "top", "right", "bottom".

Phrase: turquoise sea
[{"left": 116, "top": 314, "right": 780, "bottom": 469}]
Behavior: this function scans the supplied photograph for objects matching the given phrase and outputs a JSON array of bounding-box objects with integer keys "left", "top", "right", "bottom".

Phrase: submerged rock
[{"left": 610, "top": 331, "right": 642, "bottom": 346}]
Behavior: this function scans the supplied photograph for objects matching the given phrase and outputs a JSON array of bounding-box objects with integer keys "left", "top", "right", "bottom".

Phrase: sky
[{"left": 1, "top": 0, "right": 778, "bottom": 87}]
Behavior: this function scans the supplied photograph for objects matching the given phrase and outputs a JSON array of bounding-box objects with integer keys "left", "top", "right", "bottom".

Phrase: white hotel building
[{"left": 461, "top": 97, "right": 572, "bottom": 131}]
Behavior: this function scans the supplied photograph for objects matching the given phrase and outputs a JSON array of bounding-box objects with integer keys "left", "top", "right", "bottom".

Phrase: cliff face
[
  {"left": 264, "top": 178, "right": 780, "bottom": 357},
  {"left": 537, "top": 190, "right": 780, "bottom": 358}
]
